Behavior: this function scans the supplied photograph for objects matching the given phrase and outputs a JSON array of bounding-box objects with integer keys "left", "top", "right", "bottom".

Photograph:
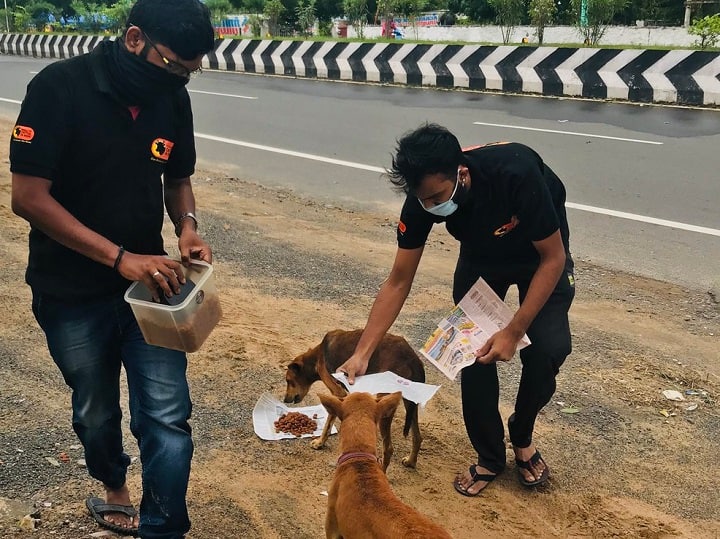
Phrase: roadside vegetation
[{"left": 0, "top": 0, "right": 718, "bottom": 49}]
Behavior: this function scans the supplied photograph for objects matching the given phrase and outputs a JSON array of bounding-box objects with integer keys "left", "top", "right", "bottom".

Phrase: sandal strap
[
  {"left": 515, "top": 450, "right": 543, "bottom": 470},
  {"left": 469, "top": 465, "right": 497, "bottom": 483},
  {"left": 91, "top": 503, "right": 138, "bottom": 517}
]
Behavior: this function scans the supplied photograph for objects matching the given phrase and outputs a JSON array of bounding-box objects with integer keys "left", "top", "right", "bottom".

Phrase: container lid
[{"left": 124, "top": 260, "right": 213, "bottom": 312}]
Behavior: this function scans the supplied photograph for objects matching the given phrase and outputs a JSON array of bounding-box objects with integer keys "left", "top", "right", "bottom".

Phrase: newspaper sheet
[
  {"left": 252, "top": 392, "right": 337, "bottom": 441},
  {"left": 420, "top": 276, "right": 531, "bottom": 381},
  {"left": 331, "top": 372, "right": 440, "bottom": 408}
]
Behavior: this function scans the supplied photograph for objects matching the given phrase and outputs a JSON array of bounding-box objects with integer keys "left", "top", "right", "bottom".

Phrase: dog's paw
[
  {"left": 310, "top": 438, "right": 326, "bottom": 450},
  {"left": 401, "top": 456, "right": 417, "bottom": 468}
]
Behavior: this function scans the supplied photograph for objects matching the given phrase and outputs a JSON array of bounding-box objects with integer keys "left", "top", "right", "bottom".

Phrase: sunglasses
[{"left": 141, "top": 30, "right": 202, "bottom": 80}]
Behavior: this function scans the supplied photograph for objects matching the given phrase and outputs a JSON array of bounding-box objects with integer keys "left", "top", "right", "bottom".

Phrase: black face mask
[{"left": 105, "top": 38, "right": 189, "bottom": 106}]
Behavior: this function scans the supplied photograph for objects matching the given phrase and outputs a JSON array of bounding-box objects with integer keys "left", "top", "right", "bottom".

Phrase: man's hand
[
  {"left": 475, "top": 327, "right": 521, "bottom": 365},
  {"left": 178, "top": 228, "right": 212, "bottom": 265},
  {"left": 116, "top": 253, "right": 185, "bottom": 302},
  {"left": 335, "top": 353, "right": 369, "bottom": 385}
]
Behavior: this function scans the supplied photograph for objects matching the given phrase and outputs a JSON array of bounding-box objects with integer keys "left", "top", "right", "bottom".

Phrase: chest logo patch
[
  {"left": 12, "top": 125, "right": 35, "bottom": 142},
  {"left": 494, "top": 215, "right": 519, "bottom": 237},
  {"left": 151, "top": 138, "right": 174, "bottom": 161}
]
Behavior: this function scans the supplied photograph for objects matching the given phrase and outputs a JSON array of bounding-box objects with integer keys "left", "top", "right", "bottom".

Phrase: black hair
[
  {"left": 127, "top": 0, "right": 215, "bottom": 60},
  {"left": 387, "top": 123, "right": 464, "bottom": 195}
]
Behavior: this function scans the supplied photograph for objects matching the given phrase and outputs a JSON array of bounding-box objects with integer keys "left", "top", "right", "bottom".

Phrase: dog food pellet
[{"left": 274, "top": 412, "right": 318, "bottom": 437}]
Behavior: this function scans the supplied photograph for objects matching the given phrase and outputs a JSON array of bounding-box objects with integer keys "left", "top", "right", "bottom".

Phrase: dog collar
[{"left": 336, "top": 451, "right": 379, "bottom": 466}]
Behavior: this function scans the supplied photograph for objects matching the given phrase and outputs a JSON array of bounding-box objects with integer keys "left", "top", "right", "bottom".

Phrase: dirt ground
[{"left": 0, "top": 115, "right": 718, "bottom": 539}]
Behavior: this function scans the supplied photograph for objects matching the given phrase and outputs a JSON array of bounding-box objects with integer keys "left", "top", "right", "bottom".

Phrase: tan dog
[
  {"left": 319, "top": 392, "right": 453, "bottom": 539},
  {"left": 284, "top": 329, "right": 425, "bottom": 470}
]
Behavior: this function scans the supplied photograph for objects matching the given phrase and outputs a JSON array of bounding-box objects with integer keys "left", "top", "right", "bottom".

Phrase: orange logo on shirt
[
  {"left": 494, "top": 215, "right": 519, "bottom": 237},
  {"left": 12, "top": 125, "right": 35, "bottom": 142},
  {"left": 398, "top": 220, "right": 407, "bottom": 234},
  {"left": 150, "top": 138, "right": 174, "bottom": 161}
]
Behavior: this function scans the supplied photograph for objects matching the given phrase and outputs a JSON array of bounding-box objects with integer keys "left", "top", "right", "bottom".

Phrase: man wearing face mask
[
  {"left": 337, "top": 123, "right": 575, "bottom": 497},
  {"left": 10, "top": 1, "right": 214, "bottom": 537}
]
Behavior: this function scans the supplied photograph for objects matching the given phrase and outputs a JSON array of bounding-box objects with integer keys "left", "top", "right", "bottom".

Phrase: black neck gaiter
[{"left": 104, "top": 38, "right": 188, "bottom": 106}]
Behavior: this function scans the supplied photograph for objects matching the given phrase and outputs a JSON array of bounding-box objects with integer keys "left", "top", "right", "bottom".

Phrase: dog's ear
[
  {"left": 287, "top": 362, "right": 301, "bottom": 374},
  {"left": 375, "top": 391, "right": 402, "bottom": 420},
  {"left": 319, "top": 393, "right": 345, "bottom": 419}
]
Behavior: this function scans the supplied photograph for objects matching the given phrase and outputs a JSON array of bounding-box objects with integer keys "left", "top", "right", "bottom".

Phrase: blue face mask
[{"left": 418, "top": 170, "right": 465, "bottom": 217}]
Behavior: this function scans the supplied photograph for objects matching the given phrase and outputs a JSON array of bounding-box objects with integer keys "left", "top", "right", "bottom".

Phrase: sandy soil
[{"left": 0, "top": 116, "right": 718, "bottom": 539}]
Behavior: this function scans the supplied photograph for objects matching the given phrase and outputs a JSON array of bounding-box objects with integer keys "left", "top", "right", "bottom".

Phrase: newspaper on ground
[
  {"left": 420, "top": 276, "right": 531, "bottom": 381},
  {"left": 331, "top": 371, "right": 440, "bottom": 407},
  {"left": 252, "top": 392, "right": 337, "bottom": 441}
]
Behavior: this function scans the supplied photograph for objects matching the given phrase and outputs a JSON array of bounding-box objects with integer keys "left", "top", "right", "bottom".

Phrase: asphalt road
[{"left": 1, "top": 55, "right": 718, "bottom": 291}]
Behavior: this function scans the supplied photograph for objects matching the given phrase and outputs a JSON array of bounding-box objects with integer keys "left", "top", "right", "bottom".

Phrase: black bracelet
[{"left": 113, "top": 246, "right": 125, "bottom": 271}]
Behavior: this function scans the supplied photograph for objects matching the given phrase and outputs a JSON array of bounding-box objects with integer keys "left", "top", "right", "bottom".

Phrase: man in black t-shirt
[
  {"left": 10, "top": 1, "right": 214, "bottom": 537},
  {"left": 337, "top": 123, "right": 575, "bottom": 497}
]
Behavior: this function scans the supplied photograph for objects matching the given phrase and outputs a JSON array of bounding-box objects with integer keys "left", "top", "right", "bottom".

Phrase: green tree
[
  {"left": 395, "top": 0, "right": 425, "bottom": 38},
  {"left": 69, "top": 0, "right": 109, "bottom": 32},
  {"left": 344, "top": 0, "right": 368, "bottom": 37},
  {"left": 314, "top": 0, "right": 343, "bottom": 27},
  {"left": 295, "top": 0, "right": 316, "bottom": 35},
  {"left": 689, "top": 13, "right": 720, "bottom": 49},
  {"left": 105, "top": 0, "right": 133, "bottom": 32},
  {"left": 488, "top": 0, "right": 524, "bottom": 43},
  {"left": 243, "top": 0, "right": 265, "bottom": 12},
  {"left": 263, "top": 0, "right": 284, "bottom": 35},
  {"left": 529, "top": 0, "right": 556, "bottom": 44},
  {"left": 247, "top": 13, "right": 263, "bottom": 36},
  {"left": 205, "top": 0, "right": 233, "bottom": 27},
  {"left": 570, "top": 0, "right": 627, "bottom": 45}
]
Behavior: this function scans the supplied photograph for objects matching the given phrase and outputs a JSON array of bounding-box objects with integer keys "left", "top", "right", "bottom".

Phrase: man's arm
[
  {"left": 12, "top": 173, "right": 119, "bottom": 267},
  {"left": 12, "top": 173, "right": 185, "bottom": 300},
  {"left": 476, "top": 229, "right": 566, "bottom": 364},
  {"left": 164, "top": 177, "right": 212, "bottom": 264},
  {"left": 336, "top": 246, "right": 424, "bottom": 383}
]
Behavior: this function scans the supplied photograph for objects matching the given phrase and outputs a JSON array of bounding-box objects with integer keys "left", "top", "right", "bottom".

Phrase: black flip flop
[
  {"left": 86, "top": 496, "right": 139, "bottom": 536},
  {"left": 453, "top": 465, "right": 497, "bottom": 497},
  {"left": 515, "top": 450, "right": 550, "bottom": 487}
]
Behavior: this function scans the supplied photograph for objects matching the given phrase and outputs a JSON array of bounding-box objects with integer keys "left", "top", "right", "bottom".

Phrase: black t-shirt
[
  {"left": 396, "top": 142, "right": 572, "bottom": 279},
  {"left": 10, "top": 41, "right": 196, "bottom": 301}
]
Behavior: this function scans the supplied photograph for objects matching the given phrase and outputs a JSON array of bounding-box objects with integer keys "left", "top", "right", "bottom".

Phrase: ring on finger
[{"left": 152, "top": 270, "right": 161, "bottom": 278}]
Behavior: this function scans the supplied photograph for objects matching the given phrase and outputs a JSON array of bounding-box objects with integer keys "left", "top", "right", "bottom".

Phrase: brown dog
[
  {"left": 284, "top": 329, "right": 425, "bottom": 470},
  {"left": 319, "top": 392, "right": 452, "bottom": 539}
]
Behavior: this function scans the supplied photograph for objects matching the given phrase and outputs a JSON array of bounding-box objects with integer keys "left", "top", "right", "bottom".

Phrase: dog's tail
[{"left": 403, "top": 400, "right": 417, "bottom": 437}]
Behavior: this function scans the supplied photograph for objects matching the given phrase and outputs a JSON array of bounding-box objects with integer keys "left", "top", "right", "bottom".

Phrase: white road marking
[
  {"left": 472, "top": 121, "right": 664, "bottom": 145},
  {"left": 195, "top": 132, "right": 384, "bottom": 172},
  {"left": 188, "top": 90, "right": 257, "bottom": 100},
  {"left": 566, "top": 202, "right": 720, "bottom": 237},
  {"left": 196, "top": 131, "right": 718, "bottom": 236},
  {"left": 0, "top": 97, "right": 22, "bottom": 104}
]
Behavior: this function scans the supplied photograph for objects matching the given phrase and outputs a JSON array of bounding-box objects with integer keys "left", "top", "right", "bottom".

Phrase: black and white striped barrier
[{"left": 2, "top": 33, "right": 718, "bottom": 107}]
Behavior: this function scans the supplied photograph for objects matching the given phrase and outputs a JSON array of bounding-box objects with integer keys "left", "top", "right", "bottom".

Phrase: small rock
[
  {"left": 662, "top": 390, "right": 685, "bottom": 401},
  {"left": 45, "top": 457, "right": 61, "bottom": 467},
  {"left": 18, "top": 515, "right": 40, "bottom": 530}
]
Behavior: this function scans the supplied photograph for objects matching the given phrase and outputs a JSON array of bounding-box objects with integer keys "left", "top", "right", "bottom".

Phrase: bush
[{"left": 689, "top": 14, "right": 720, "bottom": 49}]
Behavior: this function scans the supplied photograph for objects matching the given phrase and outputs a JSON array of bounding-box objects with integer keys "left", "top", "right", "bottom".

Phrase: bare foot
[
  {"left": 104, "top": 484, "right": 139, "bottom": 530},
  {"left": 453, "top": 464, "right": 496, "bottom": 495},
  {"left": 514, "top": 445, "right": 547, "bottom": 484}
]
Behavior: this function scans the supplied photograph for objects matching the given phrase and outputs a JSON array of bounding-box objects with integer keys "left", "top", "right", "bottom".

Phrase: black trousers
[{"left": 453, "top": 260, "right": 575, "bottom": 474}]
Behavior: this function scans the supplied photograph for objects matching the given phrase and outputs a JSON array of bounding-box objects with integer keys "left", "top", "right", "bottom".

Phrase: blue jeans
[{"left": 32, "top": 290, "right": 193, "bottom": 539}]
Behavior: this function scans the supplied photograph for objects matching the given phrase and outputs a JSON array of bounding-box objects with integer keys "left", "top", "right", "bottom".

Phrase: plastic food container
[{"left": 124, "top": 260, "right": 222, "bottom": 352}]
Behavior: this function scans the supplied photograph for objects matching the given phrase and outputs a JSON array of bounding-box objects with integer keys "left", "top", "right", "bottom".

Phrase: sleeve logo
[
  {"left": 12, "top": 125, "right": 35, "bottom": 142},
  {"left": 494, "top": 215, "right": 519, "bottom": 237},
  {"left": 150, "top": 138, "right": 174, "bottom": 161},
  {"left": 398, "top": 220, "right": 407, "bottom": 234}
]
